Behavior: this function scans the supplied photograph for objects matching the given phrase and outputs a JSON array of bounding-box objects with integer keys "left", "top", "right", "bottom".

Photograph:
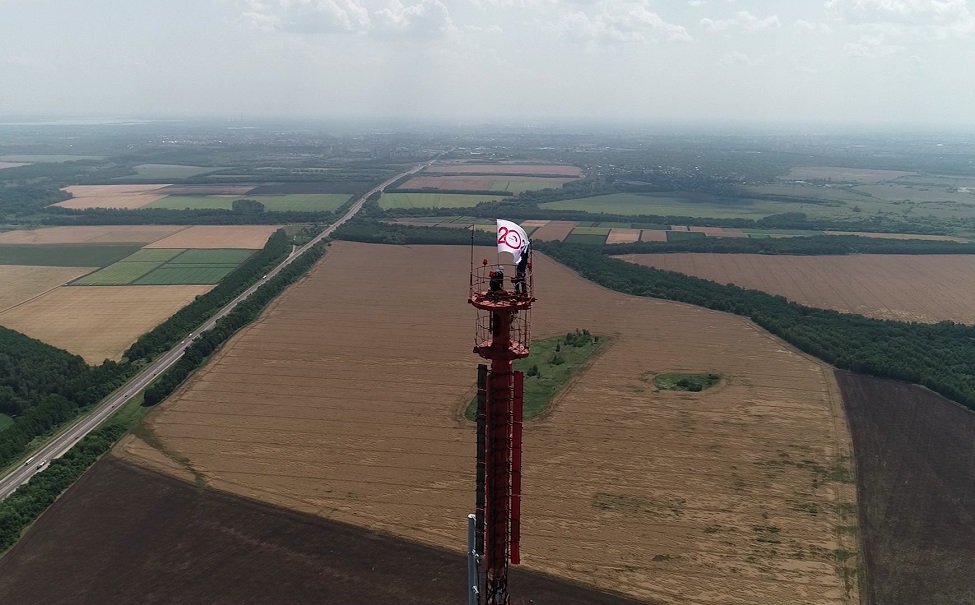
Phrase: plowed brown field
[
  {"left": 0, "top": 265, "right": 94, "bottom": 312},
  {"left": 0, "top": 225, "right": 186, "bottom": 245},
  {"left": 56, "top": 185, "right": 172, "bottom": 209},
  {"left": 640, "top": 230, "right": 668, "bottom": 242},
  {"left": 125, "top": 242, "right": 858, "bottom": 605},
  {"left": 531, "top": 221, "right": 576, "bottom": 241},
  {"left": 0, "top": 285, "right": 211, "bottom": 362},
  {"left": 607, "top": 228, "right": 641, "bottom": 244},
  {"left": 144, "top": 226, "right": 280, "bottom": 249},
  {"left": 619, "top": 253, "right": 975, "bottom": 324}
]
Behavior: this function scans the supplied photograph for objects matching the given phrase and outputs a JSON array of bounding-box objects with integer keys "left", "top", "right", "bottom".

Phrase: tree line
[
  {"left": 605, "top": 235, "right": 975, "bottom": 256},
  {"left": 538, "top": 241, "right": 975, "bottom": 412}
]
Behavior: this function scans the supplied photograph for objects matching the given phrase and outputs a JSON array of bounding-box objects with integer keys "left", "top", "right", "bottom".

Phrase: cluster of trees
[
  {"left": 539, "top": 241, "right": 975, "bottom": 411},
  {"left": 0, "top": 328, "right": 130, "bottom": 469},
  {"left": 606, "top": 235, "right": 975, "bottom": 256},
  {"left": 125, "top": 230, "right": 291, "bottom": 361},
  {"left": 143, "top": 242, "right": 326, "bottom": 406},
  {"left": 0, "top": 422, "right": 126, "bottom": 554},
  {"left": 0, "top": 186, "right": 71, "bottom": 221}
]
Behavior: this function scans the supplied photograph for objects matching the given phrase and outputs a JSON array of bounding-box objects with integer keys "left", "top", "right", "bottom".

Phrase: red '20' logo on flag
[{"left": 498, "top": 226, "right": 522, "bottom": 251}]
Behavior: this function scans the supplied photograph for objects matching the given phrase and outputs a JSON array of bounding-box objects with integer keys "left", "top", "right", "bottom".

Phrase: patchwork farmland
[
  {"left": 73, "top": 248, "right": 254, "bottom": 286},
  {"left": 619, "top": 253, "right": 975, "bottom": 324},
  {"left": 123, "top": 242, "right": 859, "bottom": 605},
  {"left": 55, "top": 185, "right": 173, "bottom": 210}
]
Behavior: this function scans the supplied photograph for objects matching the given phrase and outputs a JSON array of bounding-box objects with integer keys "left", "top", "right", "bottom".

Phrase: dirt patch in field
[
  {"left": 0, "top": 457, "right": 643, "bottom": 605},
  {"left": 56, "top": 184, "right": 172, "bottom": 209},
  {"left": 0, "top": 265, "right": 94, "bottom": 312},
  {"left": 127, "top": 242, "right": 858, "bottom": 605},
  {"left": 0, "top": 225, "right": 186, "bottom": 245},
  {"left": 432, "top": 163, "right": 583, "bottom": 177},
  {"left": 145, "top": 226, "right": 279, "bottom": 249},
  {"left": 619, "top": 253, "right": 975, "bottom": 324},
  {"left": 607, "top": 229, "right": 642, "bottom": 244},
  {"left": 640, "top": 230, "right": 668, "bottom": 242},
  {"left": 835, "top": 372, "right": 975, "bottom": 605},
  {"left": 531, "top": 221, "right": 577, "bottom": 241},
  {"left": 0, "top": 284, "right": 210, "bottom": 362},
  {"left": 402, "top": 175, "right": 574, "bottom": 191}
]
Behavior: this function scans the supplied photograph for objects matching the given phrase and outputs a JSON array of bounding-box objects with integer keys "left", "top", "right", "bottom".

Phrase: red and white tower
[{"left": 468, "top": 242, "right": 533, "bottom": 605}]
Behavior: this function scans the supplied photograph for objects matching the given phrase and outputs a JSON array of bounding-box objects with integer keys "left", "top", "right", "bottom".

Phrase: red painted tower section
[{"left": 470, "top": 259, "right": 533, "bottom": 605}]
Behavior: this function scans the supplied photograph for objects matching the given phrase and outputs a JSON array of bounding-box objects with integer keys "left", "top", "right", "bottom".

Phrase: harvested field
[
  {"left": 531, "top": 221, "right": 576, "bottom": 241},
  {"left": 159, "top": 185, "right": 256, "bottom": 195},
  {"left": 0, "top": 162, "right": 27, "bottom": 170},
  {"left": 618, "top": 253, "right": 975, "bottom": 324},
  {"left": 432, "top": 163, "right": 582, "bottom": 177},
  {"left": 689, "top": 226, "right": 748, "bottom": 238},
  {"left": 835, "top": 372, "right": 975, "bottom": 605},
  {"left": 0, "top": 284, "right": 210, "bottom": 362},
  {"left": 127, "top": 242, "right": 858, "bottom": 605},
  {"left": 56, "top": 185, "right": 172, "bottom": 210},
  {"left": 786, "top": 166, "right": 914, "bottom": 183},
  {"left": 0, "top": 265, "right": 93, "bottom": 312},
  {"left": 0, "top": 225, "right": 185, "bottom": 245},
  {"left": 145, "top": 226, "right": 279, "bottom": 249},
  {"left": 640, "top": 230, "right": 668, "bottom": 242},
  {"left": 401, "top": 175, "right": 574, "bottom": 192},
  {"left": 0, "top": 457, "right": 643, "bottom": 605},
  {"left": 521, "top": 220, "right": 551, "bottom": 228},
  {"left": 607, "top": 229, "right": 641, "bottom": 244}
]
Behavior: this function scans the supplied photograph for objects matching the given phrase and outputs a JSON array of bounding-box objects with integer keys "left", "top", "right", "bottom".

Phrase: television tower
[{"left": 467, "top": 250, "right": 534, "bottom": 605}]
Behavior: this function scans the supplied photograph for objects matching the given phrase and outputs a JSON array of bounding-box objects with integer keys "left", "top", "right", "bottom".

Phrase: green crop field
[
  {"left": 665, "top": 231, "right": 706, "bottom": 242},
  {"left": 124, "top": 164, "right": 223, "bottom": 179},
  {"left": 73, "top": 261, "right": 164, "bottom": 285},
  {"left": 563, "top": 233, "right": 607, "bottom": 245},
  {"left": 0, "top": 154, "right": 104, "bottom": 163},
  {"left": 148, "top": 194, "right": 350, "bottom": 212},
  {"left": 571, "top": 226, "right": 612, "bottom": 235},
  {"left": 380, "top": 193, "right": 503, "bottom": 209},
  {"left": 134, "top": 265, "right": 236, "bottom": 285},
  {"left": 173, "top": 248, "right": 254, "bottom": 264},
  {"left": 122, "top": 248, "right": 186, "bottom": 262},
  {"left": 0, "top": 244, "right": 142, "bottom": 267}
]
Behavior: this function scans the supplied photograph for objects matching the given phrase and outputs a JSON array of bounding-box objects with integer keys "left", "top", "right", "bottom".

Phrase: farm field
[
  {"left": 55, "top": 185, "right": 173, "bottom": 210},
  {"left": 0, "top": 457, "right": 643, "bottom": 605},
  {"left": 785, "top": 166, "right": 915, "bottom": 183},
  {"left": 123, "top": 164, "right": 223, "bottom": 179},
  {"left": 531, "top": 221, "right": 577, "bottom": 241},
  {"left": 379, "top": 192, "right": 503, "bottom": 209},
  {"left": 430, "top": 163, "right": 583, "bottom": 177},
  {"left": 540, "top": 192, "right": 824, "bottom": 219},
  {"left": 147, "top": 193, "right": 350, "bottom": 212},
  {"left": 144, "top": 226, "right": 279, "bottom": 249},
  {"left": 159, "top": 185, "right": 256, "bottom": 195},
  {"left": 0, "top": 284, "right": 211, "bottom": 362},
  {"left": 835, "top": 372, "right": 975, "bottom": 605},
  {"left": 401, "top": 175, "right": 574, "bottom": 192},
  {"left": 0, "top": 265, "right": 93, "bottom": 312},
  {"left": 73, "top": 248, "right": 252, "bottom": 285},
  {"left": 0, "top": 154, "right": 104, "bottom": 163},
  {"left": 618, "top": 253, "right": 975, "bottom": 324},
  {"left": 249, "top": 181, "right": 373, "bottom": 194},
  {"left": 0, "top": 162, "right": 27, "bottom": 170},
  {"left": 0, "top": 225, "right": 186, "bottom": 245},
  {"left": 0, "top": 244, "right": 141, "bottom": 267},
  {"left": 124, "top": 242, "right": 859, "bottom": 605}
]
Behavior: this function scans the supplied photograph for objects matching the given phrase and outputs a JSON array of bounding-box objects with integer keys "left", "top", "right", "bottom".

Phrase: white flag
[{"left": 497, "top": 219, "right": 530, "bottom": 263}]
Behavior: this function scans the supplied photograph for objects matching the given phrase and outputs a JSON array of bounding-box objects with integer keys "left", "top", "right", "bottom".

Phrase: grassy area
[
  {"left": 0, "top": 154, "right": 104, "bottom": 163},
  {"left": 0, "top": 244, "right": 143, "bottom": 267},
  {"left": 69, "top": 248, "right": 253, "bottom": 285},
  {"left": 541, "top": 192, "right": 826, "bottom": 219},
  {"left": 72, "top": 261, "right": 163, "bottom": 285},
  {"left": 572, "top": 226, "right": 612, "bottom": 235},
  {"left": 653, "top": 373, "right": 721, "bottom": 392},
  {"left": 0, "top": 414, "right": 12, "bottom": 431},
  {"left": 148, "top": 194, "right": 350, "bottom": 212},
  {"left": 490, "top": 180, "right": 566, "bottom": 193},
  {"left": 665, "top": 231, "right": 706, "bottom": 242},
  {"left": 380, "top": 192, "right": 503, "bottom": 209},
  {"left": 134, "top": 265, "right": 236, "bottom": 285},
  {"left": 466, "top": 330, "right": 604, "bottom": 421}
]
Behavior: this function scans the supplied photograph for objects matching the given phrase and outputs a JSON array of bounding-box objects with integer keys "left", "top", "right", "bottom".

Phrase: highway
[{"left": 0, "top": 159, "right": 432, "bottom": 502}]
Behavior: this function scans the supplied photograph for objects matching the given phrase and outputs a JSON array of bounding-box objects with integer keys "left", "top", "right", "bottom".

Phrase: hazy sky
[{"left": 1, "top": 0, "right": 974, "bottom": 126}]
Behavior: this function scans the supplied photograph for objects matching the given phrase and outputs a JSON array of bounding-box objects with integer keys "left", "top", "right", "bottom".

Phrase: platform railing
[{"left": 469, "top": 262, "right": 533, "bottom": 302}]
